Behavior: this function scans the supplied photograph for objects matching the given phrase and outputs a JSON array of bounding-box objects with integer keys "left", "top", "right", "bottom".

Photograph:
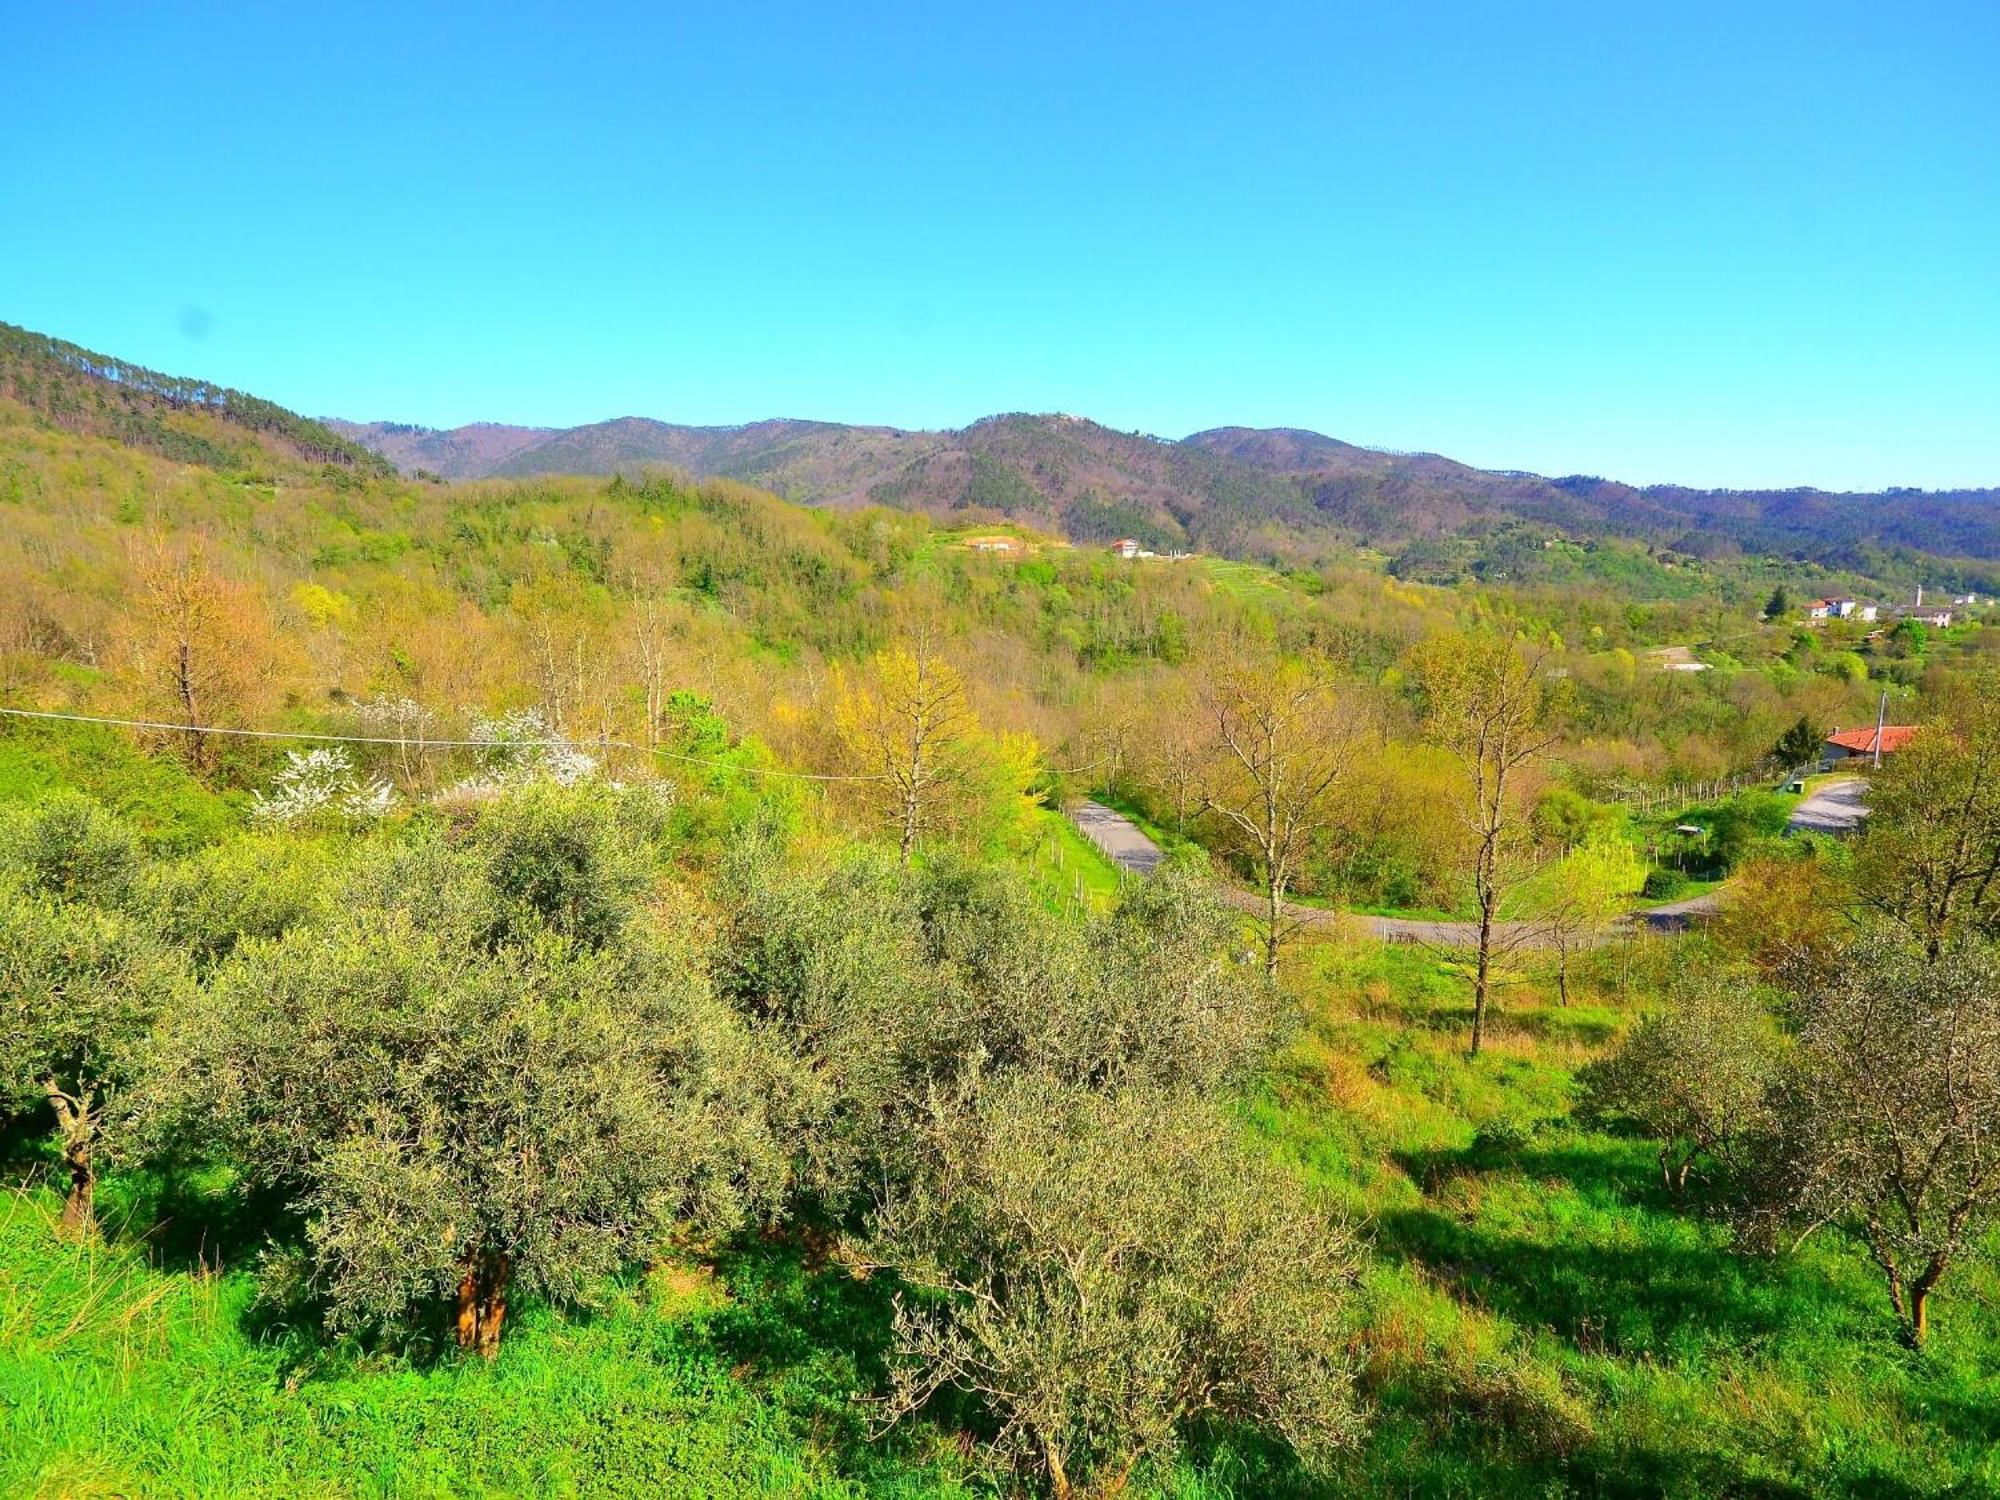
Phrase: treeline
[{"left": 0, "top": 322, "right": 392, "bottom": 477}]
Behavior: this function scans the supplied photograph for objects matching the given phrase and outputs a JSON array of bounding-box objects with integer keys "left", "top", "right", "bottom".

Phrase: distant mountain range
[
  {"left": 328, "top": 410, "right": 2000, "bottom": 571},
  {"left": 3, "top": 317, "right": 1996, "bottom": 577}
]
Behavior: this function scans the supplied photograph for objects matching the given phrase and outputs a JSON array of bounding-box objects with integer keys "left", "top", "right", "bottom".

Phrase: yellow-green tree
[
  {"left": 834, "top": 632, "right": 1038, "bottom": 863},
  {"left": 1412, "top": 633, "right": 1556, "bottom": 1055}
]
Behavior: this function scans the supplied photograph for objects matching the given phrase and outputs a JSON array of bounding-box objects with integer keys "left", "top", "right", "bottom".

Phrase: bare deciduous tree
[
  {"left": 1412, "top": 633, "right": 1557, "bottom": 1056},
  {"left": 1197, "top": 653, "right": 1371, "bottom": 979},
  {"left": 132, "top": 539, "right": 272, "bottom": 771}
]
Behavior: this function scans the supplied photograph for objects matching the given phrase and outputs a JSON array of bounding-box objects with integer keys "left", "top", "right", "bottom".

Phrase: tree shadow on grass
[
  {"left": 1373, "top": 1198, "right": 1885, "bottom": 1359},
  {"left": 101, "top": 1166, "right": 302, "bottom": 1277},
  {"left": 705, "top": 1228, "right": 994, "bottom": 1486}
]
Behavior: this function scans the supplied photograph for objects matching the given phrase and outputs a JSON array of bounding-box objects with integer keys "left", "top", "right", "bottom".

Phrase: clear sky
[{"left": 3, "top": 1, "right": 1996, "bottom": 489}]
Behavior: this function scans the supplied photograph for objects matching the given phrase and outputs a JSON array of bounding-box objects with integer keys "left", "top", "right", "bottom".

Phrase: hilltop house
[
  {"left": 1821, "top": 724, "right": 1919, "bottom": 771},
  {"left": 963, "top": 535, "right": 1023, "bottom": 556},
  {"left": 1804, "top": 597, "right": 1879, "bottom": 622}
]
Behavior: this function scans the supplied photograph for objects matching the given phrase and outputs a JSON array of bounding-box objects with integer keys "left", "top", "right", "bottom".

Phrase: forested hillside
[
  {"left": 334, "top": 403, "right": 2000, "bottom": 579},
  {"left": 5, "top": 329, "right": 2000, "bottom": 1499},
  {"left": 0, "top": 323, "right": 391, "bottom": 478}
]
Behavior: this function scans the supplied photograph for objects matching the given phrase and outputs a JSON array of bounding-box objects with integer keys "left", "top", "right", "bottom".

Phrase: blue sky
[{"left": 3, "top": 1, "right": 1996, "bottom": 488}]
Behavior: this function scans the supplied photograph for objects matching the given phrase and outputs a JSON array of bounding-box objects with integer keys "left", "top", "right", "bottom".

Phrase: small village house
[
  {"left": 962, "top": 535, "right": 1023, "bottom": 557},
  {"left": 1820, "top": 724, "right": 1919, "bottom": 771}
]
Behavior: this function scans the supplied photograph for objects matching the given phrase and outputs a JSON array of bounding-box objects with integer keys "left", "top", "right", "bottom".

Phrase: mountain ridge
[
  {"left": 3, "top": 317, "right": 1996, "bottom": 574},
  {"left": 330, "top": 408, "right": 2000, "bottom": 570}
]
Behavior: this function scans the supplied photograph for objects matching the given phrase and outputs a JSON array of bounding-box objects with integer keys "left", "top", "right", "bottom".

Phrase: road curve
[
  {"left": 1069, "top": 800, "right": 1538, "bottom": 946},
  {"left": 1068, "top": 783, "right": 1868, "bottom": 946},
  {"left": 1788, "top": 776, "right": 1869, "bottom": 836}
]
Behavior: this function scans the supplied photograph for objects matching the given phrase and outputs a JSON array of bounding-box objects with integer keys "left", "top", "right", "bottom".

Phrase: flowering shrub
[{"left": 250, "top": 748, "right": 396, "bottom": 826}]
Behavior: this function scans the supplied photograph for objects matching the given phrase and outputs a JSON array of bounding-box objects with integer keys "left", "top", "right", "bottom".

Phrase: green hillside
[{"left": 3, "top": 328, "right": 2000, "bottom": 1499}]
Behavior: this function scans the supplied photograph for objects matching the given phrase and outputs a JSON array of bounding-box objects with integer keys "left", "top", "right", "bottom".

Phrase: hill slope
[{"left": 0, "top": 323, "right": 391, "bottom": 477}]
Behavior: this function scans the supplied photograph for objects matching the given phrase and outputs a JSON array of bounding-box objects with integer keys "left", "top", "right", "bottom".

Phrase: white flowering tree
[
  {"left": 449, "top": 709, "right": 599, "bottom": 794},
  {"left": 251, "top": 748, "right": 397, "bottom": 827}
]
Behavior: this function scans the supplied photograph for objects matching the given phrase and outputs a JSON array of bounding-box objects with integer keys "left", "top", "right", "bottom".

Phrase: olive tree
[
  {"left": 172, "top": 788, "right": 791, "bottom": 1354},
  {"left": 1745, "top": 937, "right": 2000, "bottom": 1347},
  {"left": 869, "top": 1078, "right": 1365, "bottom": 1498},
  {"left": 0, "top": 887, "right": 180, "bottom": 1234},
  {"left": 0, "top": 795, "right": 175, "bottom": 1236},
  {"left": 183, "top": 913, "right": 786, "bottom": 1353},
  {"left": 719, "top": 848, "right": 1279, "bottom": 1209},
  {"left": 1579, "top": 965, "right": 1783, "bottom": 1195},
  {"left": 0, "top": 790, "right": 141, "bottom": 906},
  {"left": 1855, "top": 706, "right": 2000, "bottom": 958}
]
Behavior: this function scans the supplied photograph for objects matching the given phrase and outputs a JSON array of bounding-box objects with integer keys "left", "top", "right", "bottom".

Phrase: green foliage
[
  {"left": 1774, "top": 713, "right": 1823, "bottom": 767},
  {"left": 174, "top": 913, "right": 789, "bottom": 1347},
  {"left": 470, "top": 782, "right": 659, "bottom": 950},
  {"left": 1530, "top": 786, "right": 1625, "bottom": 850},
  {"left": 0, "top": 790, "right": 140, "bottom": 905},
  {"left": 1641, "top": 867, "right": 1688, "bottom": 900},
  {"left": 873, "top": 1077, "right": 1365, "bottom": 1494},
  {"left": 0, "top": 869, "right": 183, "bottom": 1231},
  {"left": 0, "top": 723, "right": 238, "bottom": 853},
  {"left": 1579, "top": 961, "right": 1783, "bottom": 1193},
  {"left": 1746, "top": 934, "right": 2000, "bottom": 1346}
]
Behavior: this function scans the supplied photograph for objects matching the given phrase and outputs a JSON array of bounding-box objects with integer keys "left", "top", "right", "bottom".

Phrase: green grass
[
  {"left": 0, "top": 1190, "right": 980, "bottom": 1500},
  {"left": 9, "top": 932, "right": 2000, "bottom": 1496},
  {"left": 1023, "top": 805, "right": 1127, "bottom": 914},
  {"left": 1199, "top": 558, "right": 1291, "bottom": 599},
  {"left": 1245, "top": 935, "right": 2000, "bottom": 1498}
]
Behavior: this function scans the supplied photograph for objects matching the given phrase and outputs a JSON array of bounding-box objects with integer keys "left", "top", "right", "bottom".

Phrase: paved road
[
  {"left": 1069, "top": 782, "right": 1870, "bottom": 947},
  {"left": 1070, "top": 799, "right": 1164, "bottom": 876},
  {"left": 1070, "top": 800, "right": 1530, "bottom": 946},
  {"left": 1788, "top": 776, "right": 1869, "bottom": 835}
]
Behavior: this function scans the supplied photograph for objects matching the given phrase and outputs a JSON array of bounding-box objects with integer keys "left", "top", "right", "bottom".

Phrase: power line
[{"left": 0, "top": 705, "right": 1105, "bottom": 785}]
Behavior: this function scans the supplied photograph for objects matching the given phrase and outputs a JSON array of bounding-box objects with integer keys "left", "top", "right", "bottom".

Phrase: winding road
[{"left": 1067, "top": 779, "right": 1868, "bottom": 947}]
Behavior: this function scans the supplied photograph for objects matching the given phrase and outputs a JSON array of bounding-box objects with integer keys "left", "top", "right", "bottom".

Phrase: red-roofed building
[{"left": 1821, "top": 724, "right": 1920, "bottom": 770}]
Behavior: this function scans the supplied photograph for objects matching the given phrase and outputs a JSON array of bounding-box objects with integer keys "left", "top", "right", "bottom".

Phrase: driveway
[{"left": 1789, "top": 776, "right": 1869, "bottom": 835}]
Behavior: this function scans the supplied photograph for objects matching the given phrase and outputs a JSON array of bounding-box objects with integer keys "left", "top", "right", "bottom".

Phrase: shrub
[
  {"left": 1641, "top": 868, "right": 1687, "bottom": 901},
  {"left": 871, "top": 1077, "right": 1366, "bottom": 1494}
]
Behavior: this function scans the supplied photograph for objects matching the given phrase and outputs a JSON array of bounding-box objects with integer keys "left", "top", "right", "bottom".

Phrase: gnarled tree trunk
[
  {"left": 44, "top": 1080, "right": 97, "bottom": 1237},
  {"left": 455, "top": 1250, "right": 513, "bottom": 1358}
]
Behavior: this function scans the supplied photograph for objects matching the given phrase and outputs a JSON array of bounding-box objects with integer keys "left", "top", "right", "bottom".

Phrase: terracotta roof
[{"left": 1824, "top": 725, "right": 1920, "bottom": 755}]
